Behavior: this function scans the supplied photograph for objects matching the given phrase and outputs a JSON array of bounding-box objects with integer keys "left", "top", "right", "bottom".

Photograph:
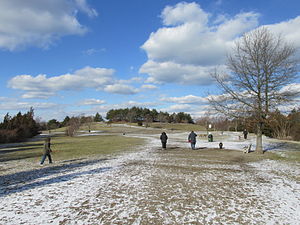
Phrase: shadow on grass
[
  {"left": 192, "top": 147, "right": 208, "bottom": 150},
  {"left": 0, "top": 143, "right": 42, "bottom": 150},
  {"left": 0, "top": 158, "right": 111, "bottom": 197},
  {"left": 0, "top": 146, "right": 41, "bottom": 155},
  {"left": 156, "top": 146, "right": 209, "bottom": 151},
  {"left": 156, "top": 146, "right": 183, "bottom": 151}
]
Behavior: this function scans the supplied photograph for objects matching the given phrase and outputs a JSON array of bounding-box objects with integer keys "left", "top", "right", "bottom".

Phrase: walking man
[
  {"left": 40, "top": 137, "right": 53, "bottom": 165},
  {"left": 188, "top": 131, "right": 197, "bottom": 150}
]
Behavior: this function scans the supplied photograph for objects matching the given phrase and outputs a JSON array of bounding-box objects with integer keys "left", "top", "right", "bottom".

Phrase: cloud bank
[
  {"left": 0, "top": 0, "right": 97, "bottom": 50},
  {"left": 140, "top": 2, "right": 300, "bottom": 86},
  {"left": 8, "top": 66, "right": 139, "bottom": 98}
]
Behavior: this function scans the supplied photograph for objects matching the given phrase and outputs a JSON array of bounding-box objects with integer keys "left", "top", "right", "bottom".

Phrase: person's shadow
[{"left": 0, "top": 158, "right": 112, "bottom": 197}]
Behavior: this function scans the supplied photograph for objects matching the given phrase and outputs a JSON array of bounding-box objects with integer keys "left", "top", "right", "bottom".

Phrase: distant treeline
[
  {"left": 196, "top": 108, "right": 300, "bottom": 141},
  {"left": 0, "top": 108, "right": 39, "bottom": 143},
  {"left": 106, "top": 107, "right": 194, "bottom": 124},
  {"left": 2, "top": 106, "right": 299, "bottom": 143}
]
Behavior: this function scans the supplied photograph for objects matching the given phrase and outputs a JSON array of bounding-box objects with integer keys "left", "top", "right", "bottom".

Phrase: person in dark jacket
[
  {"left": 188, "top": 131, "right": 197, "bottom": 150},
  {"left": 40, "top": 137, "right": 53, "bottom": 165},
  {"left": 160, "top": 132, "right": 168, "bottom": 149},
  {"left": 243, "top": 129, "right": 248, "bottom": 139}
]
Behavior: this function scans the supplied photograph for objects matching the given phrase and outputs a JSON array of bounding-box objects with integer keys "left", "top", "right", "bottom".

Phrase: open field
[
  {"left": 0, "top": 134, "right": 144, "bottom": 164},
  {"left": 0, "top": 123, "right": 299, "bottom": 224}
]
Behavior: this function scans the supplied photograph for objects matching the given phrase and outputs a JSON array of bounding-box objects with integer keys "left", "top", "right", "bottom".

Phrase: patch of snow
[{"left": 0, "top": 132, "right": 299, "bottom": 224}]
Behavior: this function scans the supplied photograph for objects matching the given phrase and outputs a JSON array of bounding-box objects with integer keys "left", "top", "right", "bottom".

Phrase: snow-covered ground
[{"left": 0, "top": 132, "right": 299, "bottom": 224}]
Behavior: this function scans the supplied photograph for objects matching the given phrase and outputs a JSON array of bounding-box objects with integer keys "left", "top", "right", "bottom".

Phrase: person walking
[
  {"left": 188, "top": 131, "right": 197, "bottom": 150},
  {"left": 160, "top": 132, "right": 168, "bottom": 149},
  {"left": 40, "top": 137, "right": 53, "bottom": 165},
  {"left": 243, "top": 129, "right": 248, "bottom": 139}
]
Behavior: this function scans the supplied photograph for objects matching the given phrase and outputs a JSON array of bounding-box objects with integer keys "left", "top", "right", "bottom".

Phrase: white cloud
[
  {"left": 0, "top": 0, "right": 97, "bottom": 50},
  {"left": 122, "top": 101, "right": 157, "bottom": 108},
  {"left": 216, "top": 12, "right": 260, "bottom": 40},
  {"left": 140, "top": 60, "right": 216, "bottom": 85},
  {"left": 161, "top": 2, "right": 209, "bottom": 26},
  {"left": 79, "top": 98, "right": 106, "bottom": 105},
  {"left": 0, "top": 101, "right": 59, "bottom": 111},
  {"left": 21, "top": 91, "right": 56, "bottom": 99},
  {"left": 265, "top": 16, "right": 300, "bottom": 49},
  {"left": 8, "top": 66, "right": 148, "bottom": 98},
  {"left": 74, "top": 0, "right": 98, "bottom": 18},
  {"left": 161, "top": 95, "right": 207, "bottom": 104},
  {"left": 141, "top": 2, "right": 300, "bottom": 87},
  {"left": 140, "top": 2, "right": 260, "bottom": 85},
  {"left": 8, "top": 66, "right": 115, "bottom": 98},
  {"left": 165, "top": 104, "right": 194, "bottom": 112},
  {"left": 280, "top": 83, "right": 300, "bottom": 94},
  {"left": 141, "top": 84, "right": 157, "bottom": 90},
  {"left": 104, "top": 84, "right": 139, "bottom": 95},
  {"left": 82, "top": 48, "right": 106, "bottom": 55}
]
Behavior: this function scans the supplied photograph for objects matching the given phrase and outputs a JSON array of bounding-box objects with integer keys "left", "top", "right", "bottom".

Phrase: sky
[{"left": 0, "top": 0, "right": 300, "bottom": 122}]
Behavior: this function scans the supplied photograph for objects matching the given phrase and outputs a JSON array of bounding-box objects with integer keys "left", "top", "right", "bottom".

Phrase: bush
[{"left": 0, "top": 108, "right": 39, "bottom": 143}]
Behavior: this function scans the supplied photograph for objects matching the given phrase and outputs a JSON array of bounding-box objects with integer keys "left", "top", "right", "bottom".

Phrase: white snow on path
[{"left": 0, "top": 132, "right": 299, "bottom": 224}]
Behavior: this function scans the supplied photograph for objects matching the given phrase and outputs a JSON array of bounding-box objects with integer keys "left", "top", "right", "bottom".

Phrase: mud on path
[{"left": 0, "top": 135, "right": 299, "bottom": 225}]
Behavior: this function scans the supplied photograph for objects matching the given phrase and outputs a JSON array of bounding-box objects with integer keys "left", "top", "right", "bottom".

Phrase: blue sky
[{"left": 0, "top": 0, "right": 299, "bottom": 121}]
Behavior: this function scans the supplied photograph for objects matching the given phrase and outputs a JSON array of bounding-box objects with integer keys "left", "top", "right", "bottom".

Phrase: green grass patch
[
  {"left": 47, "top": 122, "right": 207, "bottom": 136},
  {"left": 142, "top": 122, "right": 206, "bottom": 132},
  {"left": 52, "top": 135, "right": 144, "bottom": 160},
  {"left": 163, "top": 148, "right": 284, "bottom": 164},
  {"left": 0, "top": 134, "right": 144, "bottom": 163}
]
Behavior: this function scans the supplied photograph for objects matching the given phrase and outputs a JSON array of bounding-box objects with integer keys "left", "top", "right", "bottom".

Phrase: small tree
[
  {"left": 66, "top": 117, "right": 81, "bottom": 137},
  {"left": 288, "top": 108, "right": 300, "bottom": 141},
  {"left": 267, "top": 110, "right": 291, "bottom": 139},
  {"left": 209, "top": 28, "right": 299, "bottom": 153},
  {"left": 61, "top": 116, "right": 70, "bottom": 127},
  {"left": 47, "top": 119, "right": 61, "bottom": 130},
  {"left": 94, "top": 112, "right": 103, "bottom": 122},
  {"left": 82, "top": 116, "right": 93, "bottom": 132}
]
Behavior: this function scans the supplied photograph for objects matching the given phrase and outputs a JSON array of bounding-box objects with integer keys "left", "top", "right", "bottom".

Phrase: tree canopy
[
  {"left": 0, "top": 107, "right": 39, "bottom": 143},
  {"left": 209, "top": 28, "right": 299, "bottom": 153},
  {"left": 106, "top": 107, "right": 194, "bottom": 124}
]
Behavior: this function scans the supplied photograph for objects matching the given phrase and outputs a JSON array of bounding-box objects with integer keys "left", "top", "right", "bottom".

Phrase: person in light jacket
[
  {"left": 40, "top": 137, "right": 53, "bottom": 165},
  {"left": 160, "top": 132, "right": 168, "bottom": 149},
  {"left": 188, "top": 131, "right": 197, "bottom": 150}
]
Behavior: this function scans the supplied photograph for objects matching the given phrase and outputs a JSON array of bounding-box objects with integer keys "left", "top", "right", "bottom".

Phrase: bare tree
[
  {"left": 209, "top": 28, "right": 299, "bottom": 153},
  {"left": 81, "top": 116, "right": 93, "bottom": 132},
  {"left": 66, "top": 117, "right": 81, "bottom": 137},
  {"left": 267, "top": 110, "right": 291, "bottom": 139}
]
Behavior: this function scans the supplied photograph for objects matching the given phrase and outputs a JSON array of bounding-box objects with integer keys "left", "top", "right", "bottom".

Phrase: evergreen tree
[{"left": 94, "top": 112, "right": 103, "bottom": 122}]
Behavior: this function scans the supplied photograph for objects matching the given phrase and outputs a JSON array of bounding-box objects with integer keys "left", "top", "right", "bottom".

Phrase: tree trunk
[{"left": 255, "top": 122, "right": 264, "bottom": 154}]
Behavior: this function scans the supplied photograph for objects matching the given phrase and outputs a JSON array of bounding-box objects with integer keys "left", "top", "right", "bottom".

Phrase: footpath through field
[{"left": 0, "top": 132, "right": 299, "bottom": 224}]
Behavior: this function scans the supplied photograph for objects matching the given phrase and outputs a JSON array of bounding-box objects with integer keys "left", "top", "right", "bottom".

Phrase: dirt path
[{"left": 0, "top": 134, "right": 299, "bottom": 225}]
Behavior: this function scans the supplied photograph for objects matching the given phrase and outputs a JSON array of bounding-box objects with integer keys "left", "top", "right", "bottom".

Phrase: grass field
[
  {"left": 1, "top": 121, "right": 300, "bottom": 165},
  {"left": 0, "top": 132, "right": 144, "bottom": 165}
]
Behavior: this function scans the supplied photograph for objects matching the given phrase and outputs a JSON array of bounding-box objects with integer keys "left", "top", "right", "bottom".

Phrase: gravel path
[{"left": 0, "top": 134, "right": 299, "bottom": 225}]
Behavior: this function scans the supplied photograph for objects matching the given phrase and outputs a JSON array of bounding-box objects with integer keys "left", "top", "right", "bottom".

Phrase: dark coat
[
  {"left": 43, "top": 141, "right": 52, "bottom": 154},
  {"left": 188, "top": 131, "right": 197, "bottom": 143},
  {"left": 160, "top": 132, "right": 168, "bottom": 142}
]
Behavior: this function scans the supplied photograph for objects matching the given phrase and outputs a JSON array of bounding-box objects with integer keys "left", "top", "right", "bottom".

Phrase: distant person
[
  {"left": 188, "top": 131, "right": 197, "bottom": 150},
  {"left": 219, "top": 142, "right": 223, "bottom": 149},
  {"left": 243, "top": 129, "right": 248, "bottom": 139},
  {"left": 40, "top": 137, "right": 53, "bottom": 165},
  {"left": 160, "top": 132, "right": 168, "bottom": 149}
]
